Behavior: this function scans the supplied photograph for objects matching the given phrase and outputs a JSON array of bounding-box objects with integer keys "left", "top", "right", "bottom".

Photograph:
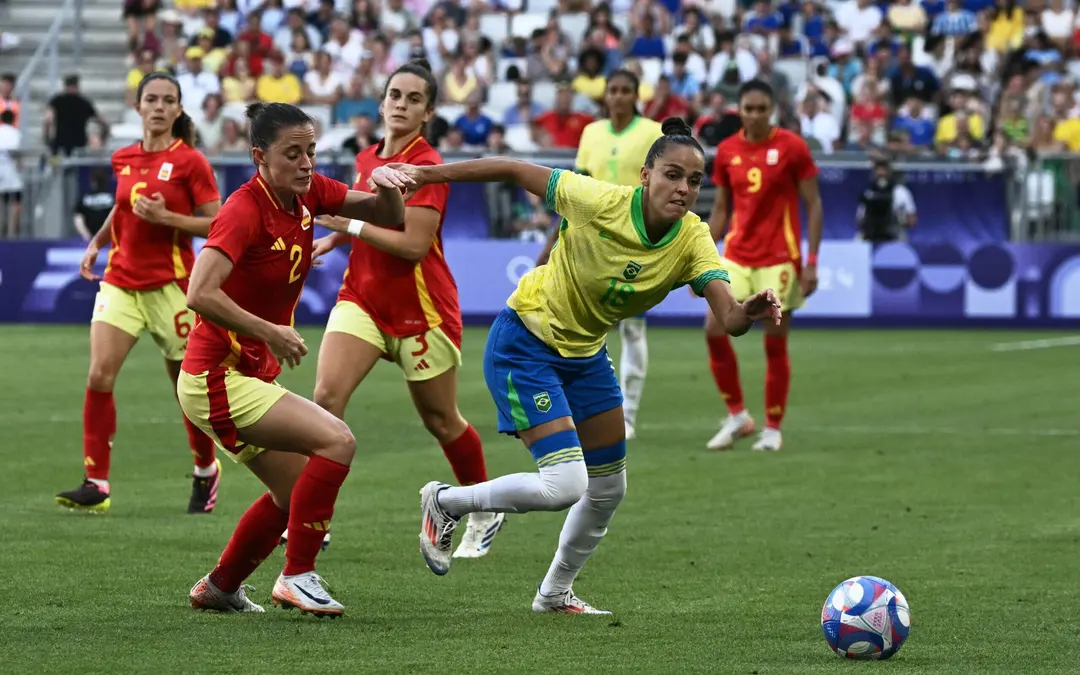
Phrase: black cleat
[
  {"left": 187, "top": 460, "right": 221, "bottom": 514},
  {"left": 56, "top": 479, "right": 111, "bottom": 513}
]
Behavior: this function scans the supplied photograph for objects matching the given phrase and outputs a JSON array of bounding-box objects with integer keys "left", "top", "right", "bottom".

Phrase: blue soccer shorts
[{"left": 484, "top": 307, "right": 623, "bottom": 435}]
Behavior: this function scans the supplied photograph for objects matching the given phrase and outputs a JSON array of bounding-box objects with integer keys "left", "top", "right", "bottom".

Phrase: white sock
[
  {"left": 539, "top": 471, "right": 627, "bottom": 597},
  {"left": 438, "top": 462, "right": 588, "bottom": 517},
  {"left": 87, "top": 478, "right": 109, "bottom": 491},
  {"left": 192, "top": 463, "right": 218, "bottom": 478},
  {"left": 618, "top": 318, "right": 648, "bottom": 428}
]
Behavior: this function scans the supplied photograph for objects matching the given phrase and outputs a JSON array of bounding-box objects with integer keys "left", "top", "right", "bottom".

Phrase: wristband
[
  {"left": 807, "top": 253, "right": 819, "bottom": 266},
  {"left": 347, "top": 220, "right": 366, "bottom": 237}
]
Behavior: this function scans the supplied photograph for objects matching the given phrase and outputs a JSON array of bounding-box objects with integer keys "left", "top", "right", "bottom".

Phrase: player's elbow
[
  {"left": 402, "top": 240, "right": 431, "bottom": 263},
  {"left": 186, "top": 283, "right": 211, "bottom": 315}
]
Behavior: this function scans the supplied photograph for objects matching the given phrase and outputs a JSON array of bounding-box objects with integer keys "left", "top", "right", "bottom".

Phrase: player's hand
[
  {"left": 133, "top": 192, "right": 169, "bottom": 224},
  {"left": 800, "top": 264, "right": 819, "bottom": 298},
  {"left": 311, "top": 234, "right": 339, "bottom": 265},
  {"left": 266, "top": 325, "right": 308, "bottom": 369},
  {"left": 369, "top": 165, "right": 416, "bottom": 191},
  {"left": 80, "top": 243, "right": 102, "bottom": 281},
  {"left": 315, "top": 214, "right": 350, "bottom": 234},
  {"left": 742, "top": 289, "right": 782, "bottom": 325}
]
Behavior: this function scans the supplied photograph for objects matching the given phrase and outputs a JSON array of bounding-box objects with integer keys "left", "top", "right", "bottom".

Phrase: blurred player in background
[
  {"left": 705, "top": 80, "right": 824, "bottom": 453},
  {"left": 537, "top": 69, "right": 663, "bottom": 441},
  {"left": 56, "top": 73, "right": 222, "bottom": 514},
  {"left": 404, "top": 118, "right": 781, "bottom": 613},
  {"left": 310, "top": 59, "right": 504, "bottom": 559},
  {"left": 182, "top": 102, "right": 411, "bottom": 616}
]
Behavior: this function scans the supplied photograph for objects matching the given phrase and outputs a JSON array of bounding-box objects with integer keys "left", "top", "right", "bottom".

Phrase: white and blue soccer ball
[{"left": 821, "top": 575, "right": 911, "bottom": 660}]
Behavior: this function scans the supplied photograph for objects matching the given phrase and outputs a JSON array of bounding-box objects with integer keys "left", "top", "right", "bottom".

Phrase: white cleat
[
  {"left": 419, "top": 481, "right": 459, "bottom": 575},
  {"left": 624, "top": 421, "right": 636, "bottom": 440},
  {"left": 280, "top": 528, "right": 331, "bottom": 551},
  {"left": 189, "top": 574, "right": 265, "bottom": 613},
  {"left": 453, "top": 511, "right": 507, "bottom": 559},
  {"left": 751, "top": 428, "right": 783, "bottom": 452},
  {"left": 706, "top": 411, "right": 756, "bottom": 451},
  {"left": 532, "top": 586, "right": 612, "bottom": 615},
  {"left": 271, "top": 571, "right": 344, "bottom": 617}
]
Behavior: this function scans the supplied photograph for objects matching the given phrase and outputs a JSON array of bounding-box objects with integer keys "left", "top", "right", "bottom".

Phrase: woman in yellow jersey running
[
  {"left": 537, "top": 68, "right": 665, "bottom": 441},
  {"left": 405, "top": 118, "right": 782, "bottom": 613}
]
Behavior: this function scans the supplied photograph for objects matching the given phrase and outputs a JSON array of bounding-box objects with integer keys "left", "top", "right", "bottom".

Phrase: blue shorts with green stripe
[{"left": 484, "top": 307, "right": 622, "bottom": 435}]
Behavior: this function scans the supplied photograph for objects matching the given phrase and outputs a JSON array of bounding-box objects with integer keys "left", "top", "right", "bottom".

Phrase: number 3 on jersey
[
  {"left": 600, "top": 278, "right": 635, "bottom": 307},
  {"left": 746, "top": 168, "right": 762, "bottom": 194},
  {"left": 288, "top": 244, "right": 303, "bottom": 283}
]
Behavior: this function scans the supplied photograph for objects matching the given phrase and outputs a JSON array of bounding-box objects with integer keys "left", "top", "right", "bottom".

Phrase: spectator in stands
[
  {"left": 124, "top": 0, "right": 161, "bottom": 53},
  {"left": 198, "top": 7, "right": 235, "bottom": 49},
  {"left": 351, "top": 0, "right": 379, "bottom": 32},
  {"left": 755, "top": 52, "right": 793, "bottom": 112},
  {"left": 335, "top": 74, "right": 380, "bottom": 122},
  {"left": 644, "top": 75, "right": 691, "bottom": 121},
  {"left": 935, "top": 83, "right": 985, "bottom": 153},
  {"left": 439, "top": 126, "right": 464, "bottom": 152},
  {"left": 533, "top": 82, "right": 593, "bottom": 148},
  {"left": 175, "top": 0, "right": 214, "bottom": 35},
  {"left": 307, "top": 0, "right": 336, "bottom": 39},
  {"left": 323, "top": 15, "right": 365, "bottom": 76},
  {"left": 442, "top": 52, "right": 482, "bottom": 103},
  {"left": 260, "top": 0, "right": 287, "bottom": 34},
  {"left": 503, "top": 79, "right": 545, "bottom": 126},
  {"left": 799, "top": 89, "right": 841, "bottom": 152},
  {"left": 997, "top": 95, "right": 1030, "bottom": 147},
  {"left": 195, "top": 93, "right": 225, "bottom": 149},
  {"left": 423, "top": 5, "right": 460, "bottom": 74},
  {"left": 887, "top": 0, "right": 928, "bottom": 36},
  {"left": 218, "top": 117, "right": 248, "bottom": 152},
  {"left": 177, "top": 47, "right": 222, "bottom": 113},
  {"left": 127, "top": 50, "right": 163, "bottom": 106},
  {"left": 586, "top": 3, "right": 623, "bottom": 50},
  {"left": 889, "top": 43, "right": 939, "bottom": 107},
  {"left": 0, "top": 109, "right": 21, "bottom": 238},
  {"left": 707, "top": 32, "right": 758, "bottom": 89},
  {"left": 221, "top": 58, "right": 257, "bottom": 103},
  {"left": 156, "top": 11, "right": 185, "bottom": 67},
  {"left": 256, "top": 52, "right": 303, "bottom": 104},
  {"left": 851, "top": 51, "right": 892, "bottom": 102},
  {"left": 73, "top": 169, "right": 116, "bottom": 241},
  {"left": 0, "top": 74, "right": 17, "bottom": 127},
  {"left": 453, "top": 94, "right": 494, "bottom": 149},
  {"left": 340, "top": 114, "right": 377, "bottom": 155},
  {"left": 836, "top": 0, "right": 883, "bottom": 45},
  {"left": 1042, "top": 0, "right": 1074, "bottom": 47},
  {"left": 284, "top": 30, "right": 315, "bottom": 78},
  {"left": 627, "top": 13, "right": 666, "bottom": 59},
  {"left": 380, "top": 0, "right": 419, "bottom": 35},
  {"left": 193, "top": 28, "right": 229, "bottom": 74},
  {"left": 891, "top": 95, "right": 937, "bottom": 150},
  {"left": 44, "top": 75, "right": 105, "bottom": 157},
  {"left": 274, "top": 8, "right": 321, "bottom": 54},
  {"left": 986, "top": 0, "right": 1024, "bottom": 53},
  {"left": 667, "top": 52, "right": 703, "bottom": 106},
  {"left": 666, "top": 34, "right": 708, "bottom": 84},
  {"left": 571, "top": 46, "right": 607, "bottom": 102},
  {"left": 238, "top": 11, "right": 274, "bottom": 58},
  {"left": 370, "top": 35, "right": 402, "bottom": 90},
  {"left": 932, "top": 0, "right": 977, "bottom": 36},
  {"left": 304, "top": 51, "right": 345, "bottom": 106},
  {"left": 850, "top": 82, "right": 889, "bottom": 144}
]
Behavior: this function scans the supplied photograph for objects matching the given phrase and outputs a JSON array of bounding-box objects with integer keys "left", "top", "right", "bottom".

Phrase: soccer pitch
[{"left": 1, "top": 325, "right": 1076, "bottom": 674}]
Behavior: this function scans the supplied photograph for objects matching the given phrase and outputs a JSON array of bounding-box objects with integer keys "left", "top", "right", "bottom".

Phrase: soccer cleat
[
  {"left": 280, "top": 528, "right": 331, "bottom": 551},
  {"left": 705, "top": 411, "right": 755, "bottom": 451},
  {"left": 752, "top": 428, "right": 783, "bottom": 452},
  {"left": 271, "top": 571, "right": 344, "bottom": 617},
  {"left": 55, "top": 479, "right": 111, "bottom": 513},
  {"left": 452, "top": 512, "right": 507, "bottom": 559},
  {"left": 624, "top": 421, "right": 636, "bottom": 440},
  {"left": 189, "top": 575, "right": 264, "bottom": 612},
  {"left": 418, "top": 481, "right": 459, "bottom": 575},
  {"left": 532, "top": 586, "right": 612, "bottom": 615},
  {"left": 187, "top": 459, "right": 222, "bottom": 514}
]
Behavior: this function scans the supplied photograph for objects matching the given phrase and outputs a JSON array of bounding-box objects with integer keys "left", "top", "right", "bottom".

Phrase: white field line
[
  {"left": 640, "top": 422, "right": 1079, "bottom": 438},
  {"left": 990, "top": 335, "right": 1080, "bottom": 352}
]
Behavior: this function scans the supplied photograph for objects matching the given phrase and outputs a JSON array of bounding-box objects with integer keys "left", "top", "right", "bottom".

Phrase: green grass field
[{"left": 1, "top": 325, "right": 1077, "bottom": 674}]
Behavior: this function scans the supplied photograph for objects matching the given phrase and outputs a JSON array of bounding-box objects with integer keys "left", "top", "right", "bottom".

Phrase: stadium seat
[
  {"left": 774, "top": 58, "right": 810, "bottom": 91},
  {"left": 527, "top": 0, "right": 559, "bottom": 15},
  {"left": 301, "top": 105, "right": 333, "bottom": 133},
  {"left": 557, "top": 13, "right": 590, "bottom": 50},
  {"left": 479, "top": 14, "right": 510, "bottom": 47},
  {"left": 640, "top": 58, "right": 663, "bottom": 86},
  {"left": 510, "top": 13, "right": 548, "bottom": 39},
  {"left": 531, "top": 81, "right": 557, "bottom": 109},
  {"left": 316, "top": 125, "right": 355, "bottom": 153},
  {"left": 487, "top": 81, "right": 517, "bottom": 111},
  {"left": 436, "top": 104, "right": 465, "bottom": 124},
  {"left": 109, "top": 123, "right": 145, "bottom": 144},
  {"left": 498, "top": 57, "right": 529, "bottom": 81},
  {"left": 505, "top": 124, "right": 539, "bottom": 151}
]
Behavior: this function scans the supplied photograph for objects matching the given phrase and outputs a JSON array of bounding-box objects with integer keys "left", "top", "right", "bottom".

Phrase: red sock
[
  {"left": 764, "top": 335, "right": 791, "bottom": 430},
  {"left": 707, "top": 334, "right": 745, "bottom": 415},
  {"left": 284, "top": 455, "right": 351, "bottom": 576},
  {"left": 440, "top": 425, "right": 488, "bottom": 486},
  {"left": 83, "top": 388, "right": 116, "bottom": 481},
  {"left": 183, "top": 415, "right": 217, "bottom": 469},
  {"left": 209, "top": 492, "right": 288, "bottom": 593}
]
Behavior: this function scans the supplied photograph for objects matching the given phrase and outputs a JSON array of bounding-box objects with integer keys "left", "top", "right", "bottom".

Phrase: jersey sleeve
[
  {"left": 681, "top": 222, "right": 730, "bottom": 296},
  {"left": 407, "top": 152, "right": 450, "bottom": 213},
  {"left": 185, "top": 150, "right": 221, "bottom": 207},
  {"left": 544, "top": 168, "right": 626, "bottom": 228},
  {"left": 789, "top": 135, "right": 819, "bottom": 182},
  {"left": 310, "top": 172, "right": 349, "bottom": 216},
  {"left": 204, "top": 191, "right": 261, "bottom": 264}
]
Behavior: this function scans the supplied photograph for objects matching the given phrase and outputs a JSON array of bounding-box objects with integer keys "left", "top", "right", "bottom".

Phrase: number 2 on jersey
[
  {"left": 746, "top": 168, "right": 762, "bottom": 194},
  {"left": 288, "top": 244, "right": 303, "bottom": 283},
  {"left": 599, "top": 278, "right": 635, "bottom": 307}
]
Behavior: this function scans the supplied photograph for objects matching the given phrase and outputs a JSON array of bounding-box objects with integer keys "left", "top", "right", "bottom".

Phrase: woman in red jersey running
[
  {"left": 704, "top": 80, "right": 824, "bottom": 453},
  {"left": 309, "top": 59, "right": 504, "bottom": 559},
  {"left": 181, "top": 102, "right": 411, "bottom": 617},
  {"left": 56, "top": 73, "right": 223, "bottom": 515}
]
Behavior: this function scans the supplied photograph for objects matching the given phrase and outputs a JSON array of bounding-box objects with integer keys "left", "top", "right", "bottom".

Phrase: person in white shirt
[
  {"left": 799, "top": 91, "right": 840, "bottom": 152},
  {"left": 707, "top": 34, "right": 758, "bottom": 88},
  {"left": 322, "top": 15, "right": 366, "bottom": 77},
  {"left": 836, "top": 0, "right": 884, "bottom": 44},
  {"left": 0, "top": 109, "right": 23, "bottom": 238},
  {"left": 303, "top": 50, "right": 345, "bottom": 105},
  {"left": 175, "top": 47, "right": 221, "bottom": 114},
  {"left": 273, "top": 7, "right": 323, "bottom": 54},
  {"left": 1041, "top": 0, "right": 1074, "bottom": 44}
]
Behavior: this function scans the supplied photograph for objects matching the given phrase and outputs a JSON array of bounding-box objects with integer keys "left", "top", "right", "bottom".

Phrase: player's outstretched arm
[
  {"left": 703, "top": 279, "right": 781, "bottom": 337},
  {"left": 337, "top": 165, "right": 413, "bottom": 226},
  {"left": 396, "top": 158, "right": 554, "bottom": 202}
]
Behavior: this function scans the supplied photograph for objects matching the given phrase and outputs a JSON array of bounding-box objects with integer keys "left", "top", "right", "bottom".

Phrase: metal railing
[
  {"left": 12, "top": 0, "right": 84, "bottom": 133},
  {"left": 1008, "top": 152, "right": 1080, "bottom": 243}
]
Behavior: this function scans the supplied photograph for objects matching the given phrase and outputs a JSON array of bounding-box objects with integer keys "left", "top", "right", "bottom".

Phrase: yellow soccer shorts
[
  {"left": 324, "top": 300, "right": 462, "bottom": 382},
  {"left": 91, "top": 281, "right": 192, "bottom": 360},
  {"left": 721, "top": 258, "right": 806, "bottom": 313},
  {"left": 177, "top": 368, "right": 288, "bottom": 464}
]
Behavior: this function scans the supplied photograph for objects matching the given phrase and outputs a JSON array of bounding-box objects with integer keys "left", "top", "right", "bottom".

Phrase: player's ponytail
[
  {"left": 645, "top": 117, "right": 704, "bottom": 168},
  {"left": 172, "top": 110, "right": 197, "bottom": 147}
]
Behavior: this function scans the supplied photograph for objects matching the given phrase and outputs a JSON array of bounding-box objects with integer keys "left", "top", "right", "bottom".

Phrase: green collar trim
[{"left": 630, "top": 187, "right": 682, "bottom": 249}]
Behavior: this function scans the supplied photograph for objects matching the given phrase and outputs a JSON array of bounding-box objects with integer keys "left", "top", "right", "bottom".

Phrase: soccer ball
[{"left": 821, "top": 575, "right": 911, "bottom": 660}]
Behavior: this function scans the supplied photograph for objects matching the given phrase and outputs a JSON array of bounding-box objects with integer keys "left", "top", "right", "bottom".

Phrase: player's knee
[
  {"left": 86, "top": 364, "right": 118, "bottom": 392},
  {"left": 317, "top": 419, "right": 356, "bottom": 466},
  {"left": 419, "top": 408, "right": 466, "bottom": 444},
  {"left": 312, "top": 382, "right": 347, "bottom": 419},
  {"left": 539, "top": 461, "right": 588, "bottom": 510},
  {"left": 587, "top": 471, "right": 627, "bottom": 509}
]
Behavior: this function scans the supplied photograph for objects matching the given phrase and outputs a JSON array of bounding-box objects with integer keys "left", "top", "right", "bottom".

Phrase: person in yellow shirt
[
  {"left": 400, "top": 117, "right": 780, "bottom": 611},
  {"left": 256, "top": 53, "right": 302, "bottom": 104},
  {"left": 126, "top": 50, "right": 167, "bottom": 106},
  {"left": 986, "top": 0, "right": 1024, "bottom": 53},
  {"left": 1052, "top": 116, "right": 1080, "bottom": 151}
]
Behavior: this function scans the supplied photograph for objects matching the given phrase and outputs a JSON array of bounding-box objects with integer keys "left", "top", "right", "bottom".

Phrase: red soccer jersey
[
  {"left": 183, "top": 172, "right": 348, "bottom": 382},
  {"left": 713, "top": 127, "right": 818, "bottom": 268},
  {"left": 105, "top": 139, "right": 220, "bottom": 290},
  {"left": 533, "top": 112, "right": 594, "bottom": 149},
  {"left": 338, "top": 136, "right": 462, "bottom": 346}
]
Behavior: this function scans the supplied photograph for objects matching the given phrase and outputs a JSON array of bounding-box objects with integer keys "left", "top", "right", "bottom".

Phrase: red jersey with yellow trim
[
  {"left": 338, "top": 136, "right": 462, "bottom": 345},
  {"left": 105, "top": 140, "right": 220, "bottom": 290},
  {"left": 182, "top": 172, "right": 348, "bottom": 382},
  {"left": 713, "top": 128, "right": 818, "bottom": 269}
]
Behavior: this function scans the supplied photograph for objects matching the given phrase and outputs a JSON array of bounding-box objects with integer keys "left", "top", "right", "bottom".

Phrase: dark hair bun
[
  {"left": 245, "top": 102, "right": 266, "bottom": 121},
  {"left": 661, "top": 117, "right": 693, "bottom": 137},
  {"left": 409, "top": 57, "right": 433, "bottom": 73}
]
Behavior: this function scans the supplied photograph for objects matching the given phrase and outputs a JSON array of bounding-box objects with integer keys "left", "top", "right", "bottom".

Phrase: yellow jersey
[
  {"left": 575, "top": 117, "right": 664, "bottom": 187},
  {"left": 509, "top": 170, "right": 729, "bottom": 358}
]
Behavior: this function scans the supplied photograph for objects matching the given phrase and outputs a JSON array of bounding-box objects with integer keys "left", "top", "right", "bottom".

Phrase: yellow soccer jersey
[
  {"left": 575, "top": 117, "right": 665, "bottom": 187},
  {"left": 509, "top": 169, "right": 730, "bottom": 358}
]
